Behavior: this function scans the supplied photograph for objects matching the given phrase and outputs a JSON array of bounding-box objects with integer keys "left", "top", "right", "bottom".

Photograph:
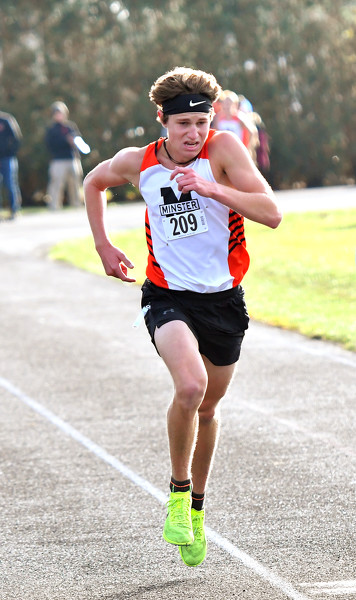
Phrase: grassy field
[{"left": 50, "top": 208, "right": 356, "bottom": 352}]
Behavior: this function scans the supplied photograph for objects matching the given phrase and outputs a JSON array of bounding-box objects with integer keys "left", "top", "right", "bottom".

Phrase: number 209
[{"left": 170, "top": 213, "right": 198, "bottom": 235}]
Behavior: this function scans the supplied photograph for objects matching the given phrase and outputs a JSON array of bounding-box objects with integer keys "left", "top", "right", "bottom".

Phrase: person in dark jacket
[
  {"left": 0, "top": 111, "right": 22, "bottom": 219},
  {"left": 45, "top": 101, "right": 90, "bottom": 210}
]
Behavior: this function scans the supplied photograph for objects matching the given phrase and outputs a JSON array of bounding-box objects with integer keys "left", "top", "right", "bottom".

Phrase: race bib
[{"left": 160, "top": 198, "right": 208, "bottom": 241}]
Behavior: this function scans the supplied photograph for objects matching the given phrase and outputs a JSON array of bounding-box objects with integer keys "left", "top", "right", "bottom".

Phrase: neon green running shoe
[
  {"left": 163, "top": 491, "right": 194, "bottom": 546},
  {"left": 179, "top": 508, "right": 207, "bottom": 567}
]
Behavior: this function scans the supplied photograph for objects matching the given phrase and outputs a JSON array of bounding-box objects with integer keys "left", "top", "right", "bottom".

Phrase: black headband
[{"left": 162, "top": 94, "right": 212, "bottom": 115}]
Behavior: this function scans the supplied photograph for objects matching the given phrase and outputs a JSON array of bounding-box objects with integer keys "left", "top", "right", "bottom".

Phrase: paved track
[{"left": 0, "top": 187, "right": 355, "bottom": 600}]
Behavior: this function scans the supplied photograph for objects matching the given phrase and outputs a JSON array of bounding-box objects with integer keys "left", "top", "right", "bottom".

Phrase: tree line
[{"left": 1, "top": 0, "right": 355, "bottom": 204}]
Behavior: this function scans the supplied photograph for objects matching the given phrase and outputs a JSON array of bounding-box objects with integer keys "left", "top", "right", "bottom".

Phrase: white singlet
[{"left": 139, "top": 130, "right": 250, "bottom": 293}]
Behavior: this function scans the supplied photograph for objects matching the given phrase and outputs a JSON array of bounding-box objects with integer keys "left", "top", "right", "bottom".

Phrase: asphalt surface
[{"left": 0, "top": 186, "right": 355, "bottom": 600}]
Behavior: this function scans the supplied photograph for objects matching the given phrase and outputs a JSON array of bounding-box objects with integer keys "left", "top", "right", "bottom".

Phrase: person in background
[
  {"left": 253, "top": 113, "right": 271, "bottom": 174},
  {"left": 0, "top": 110, "right": 22, "bottom": 220},
  {"left": 45, "top": 101, "right": 90, "bottom": 210},
  {"left": 214, "top": 91, "right": 262, "bottom": 165},
  {"left": 213, "top": 90, "right": 254, "bottom": 149},
  {"left": 83, "top": 67, "right": 282, "bottom": 568}
]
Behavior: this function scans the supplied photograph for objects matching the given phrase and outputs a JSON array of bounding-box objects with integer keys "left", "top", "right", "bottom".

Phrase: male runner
[{"left": 84, "top": 67, "right": 282, "bottom": 567}]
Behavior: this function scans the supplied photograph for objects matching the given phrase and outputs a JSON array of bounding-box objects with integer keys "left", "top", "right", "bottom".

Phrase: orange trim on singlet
[
  {"left": 141, "top": 132, "right": 217, "bottom": 289},
  {"left": 227, "top": 210, "right": 250, "bottom": 286},
  {"left": 140, "top": 142, "right": 168, "bottom": 286},
  {"left": 140, "top": 138, "right": 164, "bottom": 172},
  {"left": 140, "top": 130, "right": 216, "bottom": 172},
  {"left": 144, "top": 207, "right": 169, "bottom": 288},
  {"left": 199, "top": 128, "right": 215, "bottom": 158},
  {"left": 140, "top": 129, "right": 249, "bottom": 289}
]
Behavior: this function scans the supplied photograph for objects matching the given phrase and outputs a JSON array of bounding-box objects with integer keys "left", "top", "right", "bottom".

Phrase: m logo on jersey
[
  {"left": 159, "top": 187, "right": 200, "bottom": 216},
  {"left": 158, "top": 187, "right": 208, "bottom": 241}
]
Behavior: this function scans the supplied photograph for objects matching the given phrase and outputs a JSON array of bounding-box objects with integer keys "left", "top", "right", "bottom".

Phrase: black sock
[
  {"left": 191, "top": 491, "right": 205, "bottom": 511},
  {"left": 170, "top": 477, "right": 191, "bottom": 493}
]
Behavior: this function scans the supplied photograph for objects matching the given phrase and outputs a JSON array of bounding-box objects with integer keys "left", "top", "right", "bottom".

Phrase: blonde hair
[
  {"left": 219, "top": 89, "right": 240, "bottom": 104},
  {"left": 149, "top": 67, "right": 222, "bottom": 108}
]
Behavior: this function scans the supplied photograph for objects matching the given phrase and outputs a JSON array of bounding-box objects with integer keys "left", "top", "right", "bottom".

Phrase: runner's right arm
[{"left": 83, "top": 147, "right": 144, "bottom": 282}]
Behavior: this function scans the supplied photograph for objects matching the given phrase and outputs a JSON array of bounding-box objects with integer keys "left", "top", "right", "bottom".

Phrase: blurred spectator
[
  {"left": 238, "top": 95, "right": 254, "bottom": 114},
  {"left": 253, "top": 113, "right": 271, "bottom": 173},
  {"left": 213, "top": 91, "right": 263, "bottom": 164},
  {"left": 45, "top": 101, "right": 90, "bottom": 210},
  {"left": 212, "top": 90, "right": 254, "bottom": 148},
  {"left": 0, "top": 110, "right": 22, "bottom": 219}
]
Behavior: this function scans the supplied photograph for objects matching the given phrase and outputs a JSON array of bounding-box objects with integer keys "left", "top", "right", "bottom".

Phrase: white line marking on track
[
  {"left": 300, "top": 580, "right": 356, "bottom": 596},
  {"left": 1, "top": 375, "right": 313, "bottom": 600}
]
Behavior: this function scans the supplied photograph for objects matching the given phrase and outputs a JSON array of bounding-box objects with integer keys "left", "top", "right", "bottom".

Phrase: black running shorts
[{"left": 141, "top": 279, "right": 249, "bottom": 366}]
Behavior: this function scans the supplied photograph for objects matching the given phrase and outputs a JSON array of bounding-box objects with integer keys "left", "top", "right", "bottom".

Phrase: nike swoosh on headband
[{"left": 162, "top": 95, "right": 212, "bottom": 114}]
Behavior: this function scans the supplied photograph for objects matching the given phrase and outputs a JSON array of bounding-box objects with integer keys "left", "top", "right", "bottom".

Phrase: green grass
[
  {"left": 50, "top": 209, "right": 356, "bottom": 352},
  {"left": 243, "top": 210, "right": 356, "bottom": 351},
  {"left": 50, "top": 226, "right": 148, "bottom": 279}
]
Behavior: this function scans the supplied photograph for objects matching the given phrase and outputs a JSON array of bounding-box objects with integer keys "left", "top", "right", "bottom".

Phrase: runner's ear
[{"left": 157, "top": 110, "right": 165, "bottom": 126}]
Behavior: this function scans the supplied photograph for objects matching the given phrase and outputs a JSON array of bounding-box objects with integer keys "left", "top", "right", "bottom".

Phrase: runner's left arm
[{"left": 170, "top": 131, "right": 282, "bottom": 229}]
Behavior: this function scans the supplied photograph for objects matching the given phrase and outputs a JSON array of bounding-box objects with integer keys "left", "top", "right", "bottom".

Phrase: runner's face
[{"left": 166, "top": 112, "right": 211, "bottom": 159}]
